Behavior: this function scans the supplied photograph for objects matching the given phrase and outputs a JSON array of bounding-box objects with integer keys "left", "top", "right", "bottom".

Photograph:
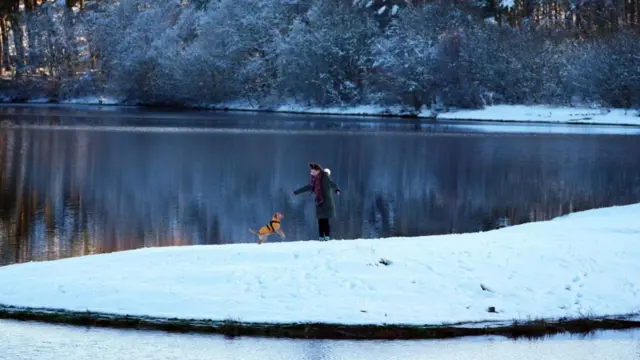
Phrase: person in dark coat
[{"left": 293, "top": 163, "right": 341, "bottom": 241}]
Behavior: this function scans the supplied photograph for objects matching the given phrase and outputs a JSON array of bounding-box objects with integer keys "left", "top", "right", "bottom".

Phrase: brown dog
[{"left": 249, "top": 212, "right": 285, "bottom": 244}]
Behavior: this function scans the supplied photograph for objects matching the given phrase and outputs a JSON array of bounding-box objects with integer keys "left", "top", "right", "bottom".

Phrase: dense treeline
[{"left": 0, "top": 0, "right": 639, "bottom": 109}]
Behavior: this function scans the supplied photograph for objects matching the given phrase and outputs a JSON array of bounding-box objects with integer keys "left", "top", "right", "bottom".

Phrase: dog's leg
[
  {"left": 258, "top": 234, "right": 267, "bottom": 244},
  {"left": 250, "top": 229, "right": 263, "bottom": 244}
]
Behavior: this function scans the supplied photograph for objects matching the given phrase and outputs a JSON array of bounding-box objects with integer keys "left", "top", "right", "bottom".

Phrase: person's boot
[{"left": 324, "top": 236, "right": 331, "bottom": 241}]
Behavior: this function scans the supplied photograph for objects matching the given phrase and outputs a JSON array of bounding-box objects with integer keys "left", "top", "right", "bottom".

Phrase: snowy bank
[
  {"left": 437, "top": 105, "right": 640, "bottom": 126},
  {"left": 58, "top": 96, "right": 121, "bottom": 105},
  {"left": 228, "top": 103, "right": 640, "bottom": 127},
  {"left": 4, "top": 98, "right": 640, "bottom": 127},
  {"left": 1, "top": 203, "right": 640, "bottom": 331},
  {"left": 274, "top": 103, "right": 420, "bottom": 118},
  {"left": 206, "top": 103, "right": 640, "bottom": 127}
]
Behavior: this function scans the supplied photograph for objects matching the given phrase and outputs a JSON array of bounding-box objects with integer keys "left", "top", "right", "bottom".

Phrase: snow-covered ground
[
  {"left": 18, "top": 97, "right": 121, "bottom": 105},
  {"left": 0, "top": 204, "right": 639, "bottom": 326},
  {"left": 5, "top": 98, "right": 640, "bottom": 127},
  {"left": 437, "top": 105, "right": 640, "bottom": 126},
  {"left": 275, "top": 103, "right": 418, "bottom": 117},
  {"left": 212, "top": 103, "right": 640, "bottom": 127},
  {"left": 200, "top": 101, "right": 418, "bottom": 118},
  {"left": 59, "top": 96, "right": 121, "bottom": 105}
]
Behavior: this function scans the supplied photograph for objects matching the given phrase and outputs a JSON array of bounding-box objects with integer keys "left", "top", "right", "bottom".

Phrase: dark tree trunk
[
  {"left": 0, "top": 15, "right": 10, "bottom": 73},
  {"left": 9, "top": 15, "right": 25, "bottom": 70},
  {"left": 24, "top": 0, "right": 38, "bottom": 69}
]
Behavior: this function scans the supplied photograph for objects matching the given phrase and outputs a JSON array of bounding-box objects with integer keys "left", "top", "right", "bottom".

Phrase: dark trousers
[{"left": 318, "top": 218, "right": 330, "bottom": 238}]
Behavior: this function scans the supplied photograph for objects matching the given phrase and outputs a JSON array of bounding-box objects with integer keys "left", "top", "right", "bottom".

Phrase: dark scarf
[{"left": 311, "top": 173, "right": 324, "bottom": 204}]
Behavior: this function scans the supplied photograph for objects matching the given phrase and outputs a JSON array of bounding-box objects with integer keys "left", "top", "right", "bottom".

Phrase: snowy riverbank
[
  {"left": 437, "top": 105, "right": 640, "bottom": 126},
  {"left": 0, "top": 203, "right": 639, "bottom": 328},
  {"left": 212, "top": 103, "right": 640, "bottom": 126},
  {"left": 6, "top": 99, "right": 640, "bottom": 127}
]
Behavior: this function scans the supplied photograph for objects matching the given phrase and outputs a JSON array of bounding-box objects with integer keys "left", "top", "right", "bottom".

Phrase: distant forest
[{"left": 0, "top": 0, "right": 639, "bottom": 109}]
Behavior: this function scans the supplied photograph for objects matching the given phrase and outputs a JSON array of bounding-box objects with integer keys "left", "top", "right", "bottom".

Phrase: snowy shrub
[
  {"left": 434, "top": 28, "right": 484, "bottom": 108},
  {"left": 23, "top": 5, "right": 81, "bottom": 79},
  {"left": 372, "top": 2, "right": 469, "bottom": 109},
  {"left": 558, "top": 40, "right": 596, "bottom": 106},
  {"left": 181, "top": 0, "right": 300, "bottom": 105},
  {"left": 86, "top": 0, "right": 187, "bottom": 103},
  {"left": 563, "top": 32, "right": 640, "bottom": 108},
  {"left": 586, "top": 32, "right": 640, "bottom": 108},
  {"left": 145, "top": 7, "right": 202, "bottom": 104},
  {"left": 276, "top": 0, "right": 380, "bottom": 106},
  {"left": 440, "top": 25, "right": 566, "bottom": 108}
]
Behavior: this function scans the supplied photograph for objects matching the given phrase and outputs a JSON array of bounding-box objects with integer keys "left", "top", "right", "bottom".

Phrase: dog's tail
[{"left": 248, "top": 228, "right": 258, "bottom": 235}]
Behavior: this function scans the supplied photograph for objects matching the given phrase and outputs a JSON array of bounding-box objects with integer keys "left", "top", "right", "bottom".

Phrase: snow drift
[{"left": 0, "top": 203, "right": 639, "bottom": 326}]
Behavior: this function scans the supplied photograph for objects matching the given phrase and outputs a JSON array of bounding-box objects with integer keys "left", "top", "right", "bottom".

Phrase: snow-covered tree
[
  {"left": 1, "top": 0, "right": 640, "bottom": 109},
  {"left": 567, "top": 31, "right": 640, "bottom": 108},
  {"left": 176, "top": 0, "right": 301, "bottom": 104},
  {"left": 86, "top": 0, "right": 185, "bottom": 102},
  {"left": 276, "top": 0, "right": 380, "bottom": 106},
  {"left": 434, "top": 22, "right": 567, "bottom": 107},
  {"left": 372, "top": 2, "right": 467, "bottom": 109}
]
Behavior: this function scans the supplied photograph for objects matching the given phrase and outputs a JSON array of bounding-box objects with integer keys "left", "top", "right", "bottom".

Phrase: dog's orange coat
[{"left": 249, "top": 212, "right": 285, "bottom": 244}]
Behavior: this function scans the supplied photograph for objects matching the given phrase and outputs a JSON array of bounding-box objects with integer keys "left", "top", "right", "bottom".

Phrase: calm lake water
[
  {"left": 2, "top": 319, "right": 640, "bottom": 360},
  {"left": 1, "top": 104, "right": 640, "bottom": 265}
]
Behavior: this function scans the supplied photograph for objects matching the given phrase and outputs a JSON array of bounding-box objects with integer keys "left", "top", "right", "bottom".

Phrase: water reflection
[
  {"left": 1, "top": 110, "right": 640, "bottom": 265},
  {"left": 1, "top": 320, "right": 640, "bottom": 360}
]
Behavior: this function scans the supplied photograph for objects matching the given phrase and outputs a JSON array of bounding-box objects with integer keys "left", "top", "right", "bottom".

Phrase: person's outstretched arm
[{"left": 293, "top": 184, "right": 312, "bottom": 195}]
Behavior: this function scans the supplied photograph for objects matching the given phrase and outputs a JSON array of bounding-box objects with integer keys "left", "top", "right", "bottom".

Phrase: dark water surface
[
  {"left": 2, "top": 319, "right": 640, "bottom": 360},
  {"left": 1, "top": 105, "right": 639, "bottom": 265}
]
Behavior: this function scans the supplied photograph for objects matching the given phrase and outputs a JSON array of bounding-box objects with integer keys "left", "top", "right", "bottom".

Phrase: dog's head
[{"left": 274, "top": 212, "right": 284, "bottom": 220}]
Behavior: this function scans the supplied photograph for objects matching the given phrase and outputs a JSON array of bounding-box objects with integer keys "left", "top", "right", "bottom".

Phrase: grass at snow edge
[{"left": 1, "top": 304, "right": 639, "bottom": 340}]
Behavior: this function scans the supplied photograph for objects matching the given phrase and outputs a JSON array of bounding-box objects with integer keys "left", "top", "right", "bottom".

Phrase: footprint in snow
[
  {"left": 304, "top": 272, "right": 314, "bottom": 280},
  {"left": 570, "top": 274, "right": 587, "bottom": 307},
  {"left": 423, "top": 264, "right": 434, "bottom": 271},
  {"left": 459, "top": 265, "right": 474, "bottom": 272}
]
